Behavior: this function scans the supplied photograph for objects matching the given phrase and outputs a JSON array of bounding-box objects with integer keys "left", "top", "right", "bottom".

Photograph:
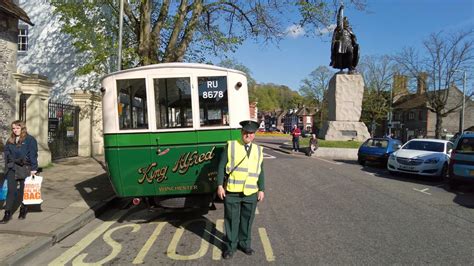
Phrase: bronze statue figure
[{"left": 330, "top": 4, "right": 359, "bottom": 74}]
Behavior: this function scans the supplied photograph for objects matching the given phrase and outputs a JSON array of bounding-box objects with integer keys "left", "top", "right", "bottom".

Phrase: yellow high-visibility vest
[{"left": 225, "top": 140, "right": 263, "bottom": 195}]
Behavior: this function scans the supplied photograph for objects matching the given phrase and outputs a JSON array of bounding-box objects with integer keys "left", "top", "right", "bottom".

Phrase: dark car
[
  {"left": 358, "top": 138, "right": 402, "bottom": 166},
  {"left": 448, "top": 132, "right": 474, "bottom": 189}
]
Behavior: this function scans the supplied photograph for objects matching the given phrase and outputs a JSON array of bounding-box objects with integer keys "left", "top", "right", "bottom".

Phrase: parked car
[
  {"left": 387, "top": 139, "right": 453, "bottom": 178},
  {"left": 357, "top": 138, "right": 402, "bottom": 166},
  {"left": 447, "top": 132, "right": 474, "bottom": 188}
]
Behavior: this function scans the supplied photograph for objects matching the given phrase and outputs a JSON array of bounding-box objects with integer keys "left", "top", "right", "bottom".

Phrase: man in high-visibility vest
[{"left": 217, "top": 120, "right": 265, "bottom": 259}]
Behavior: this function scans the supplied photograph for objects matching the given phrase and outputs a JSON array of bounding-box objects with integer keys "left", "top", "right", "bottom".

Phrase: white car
[{"left": 387, "top": 139, "right": 453, "bottom": 178}]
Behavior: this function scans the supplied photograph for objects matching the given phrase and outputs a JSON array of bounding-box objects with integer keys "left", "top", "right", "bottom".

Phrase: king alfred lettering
[{"left": 137, "top": 147, "right": 216, "bottom": 184}]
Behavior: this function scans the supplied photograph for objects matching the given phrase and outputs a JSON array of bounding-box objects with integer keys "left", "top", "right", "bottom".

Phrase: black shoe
[
  {"left": 0, "top": 211, "right": 11, "bottom": 224},
  {"left": 239, "top": 246, "right": 255, "bottom": 255},
  {"left": 222, "top": 250, "right": 233, "bottom": 259},
  {"left": 19, "top": 205, "right": 27, "bottom": 220}
]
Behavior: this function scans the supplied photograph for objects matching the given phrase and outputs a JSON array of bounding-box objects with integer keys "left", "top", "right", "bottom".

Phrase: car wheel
[
  {"left": 438, "top": 163, "right": 448, "bottom": 181},
  {"left": 358, "top": 158, "right": 365, "bottom": 166}
]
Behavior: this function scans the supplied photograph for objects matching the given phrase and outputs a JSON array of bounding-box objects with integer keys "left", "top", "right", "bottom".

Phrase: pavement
[
  {"left": 0, "top": 141, "right": 356, "bottom": 265},
  {"left": 255, "top": 137, "right": 358, "bottom": 160},
  {"left": 0, "top": 156, "right": 116, "bottom": 266}
]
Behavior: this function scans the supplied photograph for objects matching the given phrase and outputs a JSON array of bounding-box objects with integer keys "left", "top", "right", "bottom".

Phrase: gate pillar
[
  {"left": 13, "top": 73, "right": 52, "bottom": 167},
  {"left": 71, "top": 91, "right": 103, "bottom": 157}
]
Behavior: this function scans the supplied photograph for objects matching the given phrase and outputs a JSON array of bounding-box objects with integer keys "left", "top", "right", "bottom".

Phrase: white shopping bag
[{"left": 23, "top": 175, "right": 43, "bottom": 205}]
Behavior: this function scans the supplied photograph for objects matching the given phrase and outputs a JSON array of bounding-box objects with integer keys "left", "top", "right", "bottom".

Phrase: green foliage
[
  {"left": 252, "top": 83, "right": 303, "bottom": 111},
  {"left": 51, "top": 0, "right": 366, "bottom": 91}
]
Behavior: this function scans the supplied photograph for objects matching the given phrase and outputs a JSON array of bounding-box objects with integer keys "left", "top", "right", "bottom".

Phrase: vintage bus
[{"left": 100, "top": 63, "right": 250, "bottom": 208}]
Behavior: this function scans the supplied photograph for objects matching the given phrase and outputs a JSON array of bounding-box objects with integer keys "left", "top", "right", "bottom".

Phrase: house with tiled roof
[{"left": 391, "top": 74, "right": 473, "bottom": 142}]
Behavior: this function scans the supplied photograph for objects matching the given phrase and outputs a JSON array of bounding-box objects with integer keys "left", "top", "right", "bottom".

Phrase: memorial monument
[{"left": 320, "top": 4, "right": 370, "bottom": 141}]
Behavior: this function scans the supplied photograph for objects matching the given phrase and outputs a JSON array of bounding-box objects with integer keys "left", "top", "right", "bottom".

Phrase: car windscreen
[
  {"left": 402, "top": 141, "right": 445, "bottom": 152},
  {"left": 455, "top": 137, "right": 474, "bottom": 154},
  {"left": 362, "top": 139, "right": 388, "bottom": 148}
]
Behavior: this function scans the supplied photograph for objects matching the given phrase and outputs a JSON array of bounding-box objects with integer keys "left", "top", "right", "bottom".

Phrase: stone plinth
[
  {"left": 320, "top": 73, "right": 370, "bottom": 141},
  {"left": 320, "top": 121, "right": 370, "bottom": 141},
  {"left": 328, "top": 74, "right": 364, "bottom": 121}
]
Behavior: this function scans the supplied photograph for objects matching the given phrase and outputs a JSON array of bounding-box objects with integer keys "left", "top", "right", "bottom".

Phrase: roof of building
[
  {"left": 0, "top": 1, "right": 34, "bottom": 26},
  {"left": 393, "top": 93, "right": 427, "bottom": 109}
]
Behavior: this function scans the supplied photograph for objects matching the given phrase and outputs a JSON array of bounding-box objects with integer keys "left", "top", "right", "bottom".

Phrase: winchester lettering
[{"left": 137, "top": 147, "right": 216, "bottom": 184}]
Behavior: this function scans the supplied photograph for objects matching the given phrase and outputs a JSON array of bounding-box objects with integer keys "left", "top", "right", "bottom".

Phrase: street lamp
[
  {"left": 454, "top": 70, "right": 467, "bottom": 133},
  {"left": 118, "top": 0, "right": 124, "bottom": 71},
  {"left": 388, "top": 84, "right": 393, "bottom": 135}
]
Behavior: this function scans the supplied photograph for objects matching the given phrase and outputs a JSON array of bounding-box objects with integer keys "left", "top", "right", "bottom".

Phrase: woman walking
[{"left": 1, "top": 120, "right": 38, "bottom": 223}]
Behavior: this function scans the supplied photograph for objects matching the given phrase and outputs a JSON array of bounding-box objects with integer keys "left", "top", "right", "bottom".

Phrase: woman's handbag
[
  {"left": 14, "top": 164, "right": 31, "bottom": 180},
  {"left": 23, "top": 175, "right": 43, "bottom": 205}
]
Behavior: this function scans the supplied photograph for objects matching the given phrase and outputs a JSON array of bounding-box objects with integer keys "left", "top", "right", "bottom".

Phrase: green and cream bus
[{"left": 100, "top": 63, "right": 250, "bottom": 208}]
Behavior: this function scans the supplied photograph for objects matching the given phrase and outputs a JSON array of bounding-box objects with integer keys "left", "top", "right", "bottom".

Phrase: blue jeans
[{"left": 292, "top": 137, "right": 300, "bottom": 151}]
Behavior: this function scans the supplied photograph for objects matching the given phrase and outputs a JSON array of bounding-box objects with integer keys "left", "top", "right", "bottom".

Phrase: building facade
[
  {"left": 17, "top": 0, "right": 98, "bottom": 100},
  {"left": 391, "top": 87, "right": 474, "bottom": 142}
]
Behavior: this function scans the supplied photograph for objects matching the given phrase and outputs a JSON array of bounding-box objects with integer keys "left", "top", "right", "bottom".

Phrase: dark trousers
[
  {"left": 1, "top": 170, "right": 25, "bottom": 211},
  {"left": 292, "top": 137, "right": 300, "bottom": 151},
  {"left": 224, "top": 192, "right": 258, "bottom": 252}
]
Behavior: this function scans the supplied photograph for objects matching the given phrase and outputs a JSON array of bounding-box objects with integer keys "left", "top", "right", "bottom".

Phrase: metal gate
[{"left": 48, "top": 102, "right": 80, "bottom": 160}]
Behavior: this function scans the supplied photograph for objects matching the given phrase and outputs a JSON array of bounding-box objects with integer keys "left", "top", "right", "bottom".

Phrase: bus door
[
  {"left": 115, "top": 78, "right": 155, "bottom": 197},
  {"left": 195, "top": 76, "right": 232, "bottom": 192},
  {"left": 149, "top": 76, "right": 200, "bottom": 196}
]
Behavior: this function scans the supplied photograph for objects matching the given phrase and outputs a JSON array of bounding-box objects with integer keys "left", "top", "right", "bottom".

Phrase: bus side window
[
  {"left": 154, "top": 77, "right": 193, "bottom": 129},
  {"left": 198, "top": 76, "right": 229, "bottom": 127},
  {"left": 116, "top": 79, "right": 148, "bottom": 130}
]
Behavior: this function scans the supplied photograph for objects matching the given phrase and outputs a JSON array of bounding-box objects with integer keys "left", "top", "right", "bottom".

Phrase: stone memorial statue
[{"left": 330, "top": 4, "right": 359, "bottom": 74}]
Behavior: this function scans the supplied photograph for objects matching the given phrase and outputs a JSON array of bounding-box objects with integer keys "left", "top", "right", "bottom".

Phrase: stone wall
[{"left": 0, "top": 13, "right": 20, "bottom": 173}]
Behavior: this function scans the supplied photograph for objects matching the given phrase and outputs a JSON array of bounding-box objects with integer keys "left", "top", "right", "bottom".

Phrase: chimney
[
  {"left": 417, "top": 72, "right": 428, "bottom": 94},
  {"left": 392, "top": 74, "right": 408, "bottom": 100}
]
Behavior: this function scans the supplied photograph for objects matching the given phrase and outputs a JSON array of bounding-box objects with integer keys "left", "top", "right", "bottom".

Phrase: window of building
[
  {"left": 154, "top": 77, "right": 193, "bottom": 129},
  {"left": 409, "top": 111, "right": 415, "bottom": 120},
  {"left": 418, "top": 110, "right": 424, "bottom": 120},
  {"left": 18, "top": 26, "right": 28, "bottom": 51},
  {"left": 198, "top": 76, "right": 229, "bottom": 126},
  {"left": 117, "top": 79, "right": 148, "bottom": 130}
]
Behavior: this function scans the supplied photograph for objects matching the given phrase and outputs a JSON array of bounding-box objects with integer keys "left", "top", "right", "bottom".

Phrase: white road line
[
  {"left": 263, "top": 153, "right": 276, "bottom": 159},
  {"left": 314, "top": 157, "right": 343, "bottom": 165},
  {"left": 255, "top": 207, "right": 260, "bottom": 215},
  {"left": 413, "top": 188, "right": 432, "bottom": 195}
]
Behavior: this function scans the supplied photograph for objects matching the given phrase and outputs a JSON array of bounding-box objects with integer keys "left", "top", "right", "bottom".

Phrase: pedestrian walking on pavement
[
  {"left": 217, "top": 120, "right": 265, "bottom": 259},
  {"left": 1, "top": 120, "right": 38, "bottom": 223},
  {"left": 291, "top": 124, "right": 301, "bottom": 152}
]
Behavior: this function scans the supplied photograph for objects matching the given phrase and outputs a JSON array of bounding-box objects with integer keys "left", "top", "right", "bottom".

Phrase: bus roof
[{"left": 100, "top": 62, "right": 246, "bottom": 82}]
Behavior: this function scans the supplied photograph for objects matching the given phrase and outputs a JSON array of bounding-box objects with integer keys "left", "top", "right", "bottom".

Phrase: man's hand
[
  {"left": 217, "top": 185, "right": 226, "bottom": 200},
  {"left": 257, "top": 191, "right": 265, "bottom": 202},
  {"left": 30, "top": 170, "right": 37, "bottom": 176}
]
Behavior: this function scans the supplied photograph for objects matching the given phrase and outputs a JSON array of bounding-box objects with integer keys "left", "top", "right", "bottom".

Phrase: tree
[
  {"left": 218, "top": 58, "right": 256, "bottom": 99},
  {"left": 52, "top": 0, "right": 366, "bottom": 87},
  {"left": 358, "top": 55, "right": 396, "bottom": 136},
  {"left": 393, "top": 30, "right": 474, "bottom": 138},
  {"left": 299, "top": 66, "right": 333, "bottom": 129}
]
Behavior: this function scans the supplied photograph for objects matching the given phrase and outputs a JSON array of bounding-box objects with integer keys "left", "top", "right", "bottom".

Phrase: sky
[{"left": 213, "top": 0, "right": 474, "bottom": 92}]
